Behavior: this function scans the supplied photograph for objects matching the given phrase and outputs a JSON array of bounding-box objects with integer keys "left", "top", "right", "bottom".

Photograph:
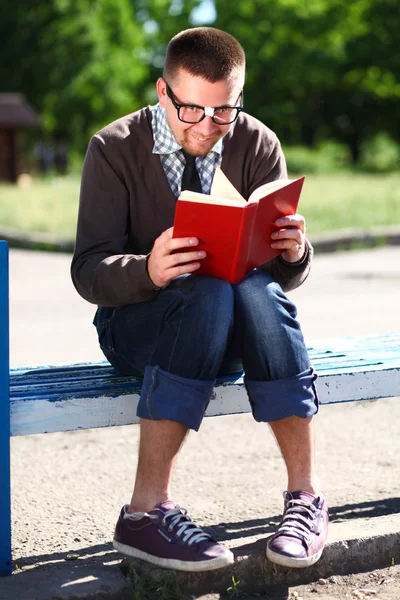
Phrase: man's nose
[{"left": 195, "top": 116, "right": 217, "bottom": 135}]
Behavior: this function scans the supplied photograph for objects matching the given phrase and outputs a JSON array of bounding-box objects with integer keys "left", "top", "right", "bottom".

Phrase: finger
[
  {"left": 155, "top": 227, "right": 174, "bottom": 245},
  {"left": 166, "top": 249, "right": 207, "bottom": 267},
  {"left": 154, "top": 228, "right": 193, "bottom": 251},
  {"left": 275, "top": 214, "right": 306, "bottom": 233},
  {"left": 271, "top": 228, "right": 304, "bottom": 243},
  {"left": 161, "top": 227, "right": 174, "bottom": 238},
  {"left": 148, "top": 247, "right": 206, "bottom": 287},
  {"left": 162, "top": 236, "right": 200, "bottom": 255},
  {"left": 166, "top": 261, "right": 203, "bottom": 280},
  {"left": 156, "top": 260, "right": 202, "bottom": 286},
  {"left": 271, "top": 239, "right": 303, "bottom": 252}
]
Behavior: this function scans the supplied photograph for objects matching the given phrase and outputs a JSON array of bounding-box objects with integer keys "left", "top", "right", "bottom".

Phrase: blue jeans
[{"left": 94, "top": 270, "right": 318, "bottom": 431}]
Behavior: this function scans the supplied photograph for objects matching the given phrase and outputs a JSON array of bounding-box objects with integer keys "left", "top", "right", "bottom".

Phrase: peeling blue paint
[{"left": 0, "top": 242, "right": 11, "bottom": 577}]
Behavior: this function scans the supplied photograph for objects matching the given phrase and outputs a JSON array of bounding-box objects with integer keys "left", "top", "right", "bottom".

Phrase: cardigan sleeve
[{"left": 71, "top": 137, "right": 161, "bottom": 307}]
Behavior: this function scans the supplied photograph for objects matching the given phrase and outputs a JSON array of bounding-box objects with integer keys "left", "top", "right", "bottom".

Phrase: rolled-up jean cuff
[
  {"left": 245, "top": 366, "right": 319, "bottom": 423},
  {"left": 137, "top": 365, "right": 216, "bottom": 431}
]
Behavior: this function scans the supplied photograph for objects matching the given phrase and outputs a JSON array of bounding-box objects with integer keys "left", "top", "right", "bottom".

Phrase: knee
[
  {"left": 171, "top": 274, "right": 235, "bottom": 327},
  {"left": 234, "top": 269, "right": 298, "bottom": 322},
  {"left": 189, "top": 275, "right": 235, "bottom": 322}
]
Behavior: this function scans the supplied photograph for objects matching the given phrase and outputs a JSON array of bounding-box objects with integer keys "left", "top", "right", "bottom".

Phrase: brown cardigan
[{"left": 71, "top": 107, "right": 313, "bottom": 307}]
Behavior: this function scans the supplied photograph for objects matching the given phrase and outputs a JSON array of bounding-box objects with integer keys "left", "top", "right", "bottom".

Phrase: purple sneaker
[
  {"left": 113, "top": 501, "right": 234, "bottom": 572},
  {"left": 266, "top": 491, "right": 329, "bottom": 568}
]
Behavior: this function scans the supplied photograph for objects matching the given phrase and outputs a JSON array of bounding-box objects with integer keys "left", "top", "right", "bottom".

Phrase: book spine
[{"left": 230, "top": 203, "right": 258, "bottom": 283}]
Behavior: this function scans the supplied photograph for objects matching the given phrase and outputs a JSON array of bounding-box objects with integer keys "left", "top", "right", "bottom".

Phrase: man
[{"left": 71, "top": 27, "right": 328, "bottom": 573}]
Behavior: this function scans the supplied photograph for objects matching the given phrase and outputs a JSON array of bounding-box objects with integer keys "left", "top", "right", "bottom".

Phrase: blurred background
[
  {"left": 0, "top": 0, "right": 399, "bottom": 240},
  {"left": 2, "top": 10, "right": 399, "bottom": 592}
]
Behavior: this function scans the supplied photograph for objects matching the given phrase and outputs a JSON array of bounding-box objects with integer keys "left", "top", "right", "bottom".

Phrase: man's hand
[
  {"left": 147, "top": 227, "right": 206, "bottom": 288},
  {"left": 271, "top": 214, "right": 307, "bottom": 263}
]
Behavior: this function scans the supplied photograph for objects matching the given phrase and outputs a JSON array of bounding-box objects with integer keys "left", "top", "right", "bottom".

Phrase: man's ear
[{"left": 157, "top": 78, "right": 167, "bottom": 108}]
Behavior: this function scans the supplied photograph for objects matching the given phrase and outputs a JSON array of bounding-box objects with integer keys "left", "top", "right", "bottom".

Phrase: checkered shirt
[{"left": 151, "top": 103, "right": 223, "bottom": 197}]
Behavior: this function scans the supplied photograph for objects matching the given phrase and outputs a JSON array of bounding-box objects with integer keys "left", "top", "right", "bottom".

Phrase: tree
[
  {"left": 0, "top": 0, "right": 147, "bottom": 151},
  {"left": 2, "top": 0, "right": 399, "bottom": 162},
  {"left": 213, "top": 0, "right": 400, "bottom": 162}
]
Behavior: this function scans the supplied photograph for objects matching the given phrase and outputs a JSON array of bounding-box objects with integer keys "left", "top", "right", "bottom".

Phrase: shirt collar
[{"left": 151, "top": 103, "right": 223, "bottom": 156}]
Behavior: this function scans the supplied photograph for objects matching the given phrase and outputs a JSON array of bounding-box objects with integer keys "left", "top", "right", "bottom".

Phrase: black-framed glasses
[{"left": 165, "top": 82, "right": 243, "bottom": 125}]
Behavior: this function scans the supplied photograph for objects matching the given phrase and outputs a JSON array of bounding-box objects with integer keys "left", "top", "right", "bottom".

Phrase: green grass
[
  {"left": 0, "top": 176, "right": 80, "bottom": 237},
  {"left": 0, "top": 173, "right": 399, "bottom": 237},
  {"left": 123, "top": 565, "right": 189, "bottom": 600},
  {"left": 300, "top": 173, "right": 400, "bottom": 234}
]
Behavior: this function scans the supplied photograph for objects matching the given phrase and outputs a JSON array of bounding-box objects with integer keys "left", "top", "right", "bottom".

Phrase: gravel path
[
  {"left": 6, "top": 246, "right": 400, "bottom": 597},
  {"left": 198, "top": 565, "right": 400, "bottom": 599}
]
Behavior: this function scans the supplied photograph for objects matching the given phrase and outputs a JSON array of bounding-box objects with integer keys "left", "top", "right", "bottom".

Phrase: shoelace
[
  {"left": 153, "top": 506, "right": 212, "bottom": 546},
  {"left": 275, "top": 498, "right": 318, "bottom": 543}
]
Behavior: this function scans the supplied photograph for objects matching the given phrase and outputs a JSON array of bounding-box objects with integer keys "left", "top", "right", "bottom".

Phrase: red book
[{"left": 173, "top": 167, "right": 305, "bottom": 284}]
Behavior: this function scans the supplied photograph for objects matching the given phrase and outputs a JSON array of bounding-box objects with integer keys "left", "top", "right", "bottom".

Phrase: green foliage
[
  {"left": 0, "top": 0, "right": 147, "bottom": 151},
  {"left": 284, "top": 137, "right": 400, "bottom": 175},
  {"left": 299, "top": 173, "right": 400, "bottom": 234},
  {"left": 359, "top": 133, "right": 400, "bottom": 173},
  {"left": 0, "top": 0, "right": 399, "bottom": 163},
  {"left": 125, "top": 566, "right": 189, "bottom": 600},
  {"left": 284, "top": 142, "right": 351, "bottom": 174},
  {"left": 226, "top": 575, "right": 241, "bottom": 597},
  {"left": 2, "top": 172, "right": 400, "bottom": 238},
  {"left": 213, "top": 0, "right": 400, "bottom": 161},
  {"left": 0, "top": 0, "right": 205, "bottom": 152}
]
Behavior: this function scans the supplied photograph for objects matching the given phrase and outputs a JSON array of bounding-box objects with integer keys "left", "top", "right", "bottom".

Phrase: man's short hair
[{"left": 164, "top": 27, "right": 245, "bottom": 83}]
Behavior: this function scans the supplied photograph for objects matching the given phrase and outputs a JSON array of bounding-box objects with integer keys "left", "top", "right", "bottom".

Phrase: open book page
[
  {"left": 248, "top": 178, "right": 292, "bottom": 204},
  {"left": 179, "top": 169, "right": 296, "bottom": 206},
  {"left": 210, "top": 167, "right": 245, "bottom": 203},
  {"left": 179, "top": 190, "right": 246, "bottom": 207}
]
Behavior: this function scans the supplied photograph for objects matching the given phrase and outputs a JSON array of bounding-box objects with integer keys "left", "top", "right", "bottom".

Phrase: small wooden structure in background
[{"left": 0, "top": 94, "right": 40, "bottom": 183}]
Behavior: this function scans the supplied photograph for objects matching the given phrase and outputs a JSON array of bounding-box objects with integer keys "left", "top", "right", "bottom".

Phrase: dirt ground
[
  {"left": 198, "top": 564, "right": 400, "bottom": 599},
  {"left": 6, "top": 247, "right": 400, "bottom": 600}
]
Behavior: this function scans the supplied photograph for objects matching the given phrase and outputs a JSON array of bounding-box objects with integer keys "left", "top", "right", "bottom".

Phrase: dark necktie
[{"left": 181, "top": 150, "right": 202, "bottom": 193}]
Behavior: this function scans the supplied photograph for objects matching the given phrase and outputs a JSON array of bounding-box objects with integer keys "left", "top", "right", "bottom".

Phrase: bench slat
[
  {"left": 10, "top": 339, "right": 400, "bottom": 399},
  {"left": 8, "top": 333, "right": 400, "bottom": 436},
  {"left": 9, "top": 359, "right": 400, "bottom": 400},
  {"left": 9, "top": 366, "right": 400, "bottom": 436}
]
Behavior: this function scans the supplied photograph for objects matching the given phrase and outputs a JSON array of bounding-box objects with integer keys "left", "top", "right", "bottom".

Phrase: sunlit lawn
[
  {"left": 0, "top": 177, "right": 80, "bottom": 237},
  {"left": 0, "top": 173, "right": 399, "bottom": 237},
  {"left": 301, "top": 173, "right": 400, "bottom": 235}
]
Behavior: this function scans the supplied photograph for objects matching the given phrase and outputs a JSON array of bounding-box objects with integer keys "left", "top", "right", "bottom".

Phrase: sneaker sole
[
  {"left": 266, "top": 546, "right": 323, "bottom": 568},
  {"left": 113, "top": 539, "right": 234, "bottom": 572}
]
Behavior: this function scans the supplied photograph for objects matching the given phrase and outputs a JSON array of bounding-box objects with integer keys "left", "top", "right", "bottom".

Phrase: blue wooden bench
[{"left": 1, "top": 239, "right": 400, "bottom": 576}]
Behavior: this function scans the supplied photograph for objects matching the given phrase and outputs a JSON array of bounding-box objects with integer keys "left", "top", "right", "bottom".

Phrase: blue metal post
[{"left": 0, "top": 241, "right": 11, "bottom": 576}]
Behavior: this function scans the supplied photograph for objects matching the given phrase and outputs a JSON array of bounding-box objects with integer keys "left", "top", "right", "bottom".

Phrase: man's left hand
[{"left": 271, "top": 214, "right": 306, "bottom": 263}]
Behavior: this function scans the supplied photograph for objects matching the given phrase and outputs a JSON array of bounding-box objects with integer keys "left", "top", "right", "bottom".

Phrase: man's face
[{"left": 157, "top": 68, "right": 244, "bottom": 156}]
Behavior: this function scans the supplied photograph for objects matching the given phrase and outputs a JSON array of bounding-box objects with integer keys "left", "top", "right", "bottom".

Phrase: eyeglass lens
[{"left": 179, "top": 106, "right": 240, "bottom": 124}]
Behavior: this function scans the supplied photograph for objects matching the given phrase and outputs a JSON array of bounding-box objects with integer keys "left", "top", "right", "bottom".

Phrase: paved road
[
  {"left": 9, "top": 246, "right": 400, "bottom": 366},
  {"left": 7, "top": 246, "right": 400, "bottom": 572}
]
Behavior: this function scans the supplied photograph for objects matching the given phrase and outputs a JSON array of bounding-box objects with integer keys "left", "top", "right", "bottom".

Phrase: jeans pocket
[{"left": 93, "top": 306, "right": 116, "bottom": 353}]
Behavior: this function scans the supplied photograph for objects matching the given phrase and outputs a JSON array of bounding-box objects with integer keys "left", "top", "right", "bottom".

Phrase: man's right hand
[{"left": 147, "top": 227, "right": 206, "bottom": 288}]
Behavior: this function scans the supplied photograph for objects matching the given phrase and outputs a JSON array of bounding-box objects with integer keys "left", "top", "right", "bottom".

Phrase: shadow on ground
[{"left": 1, "top": 497, "right": 398, "bottom": 600}]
